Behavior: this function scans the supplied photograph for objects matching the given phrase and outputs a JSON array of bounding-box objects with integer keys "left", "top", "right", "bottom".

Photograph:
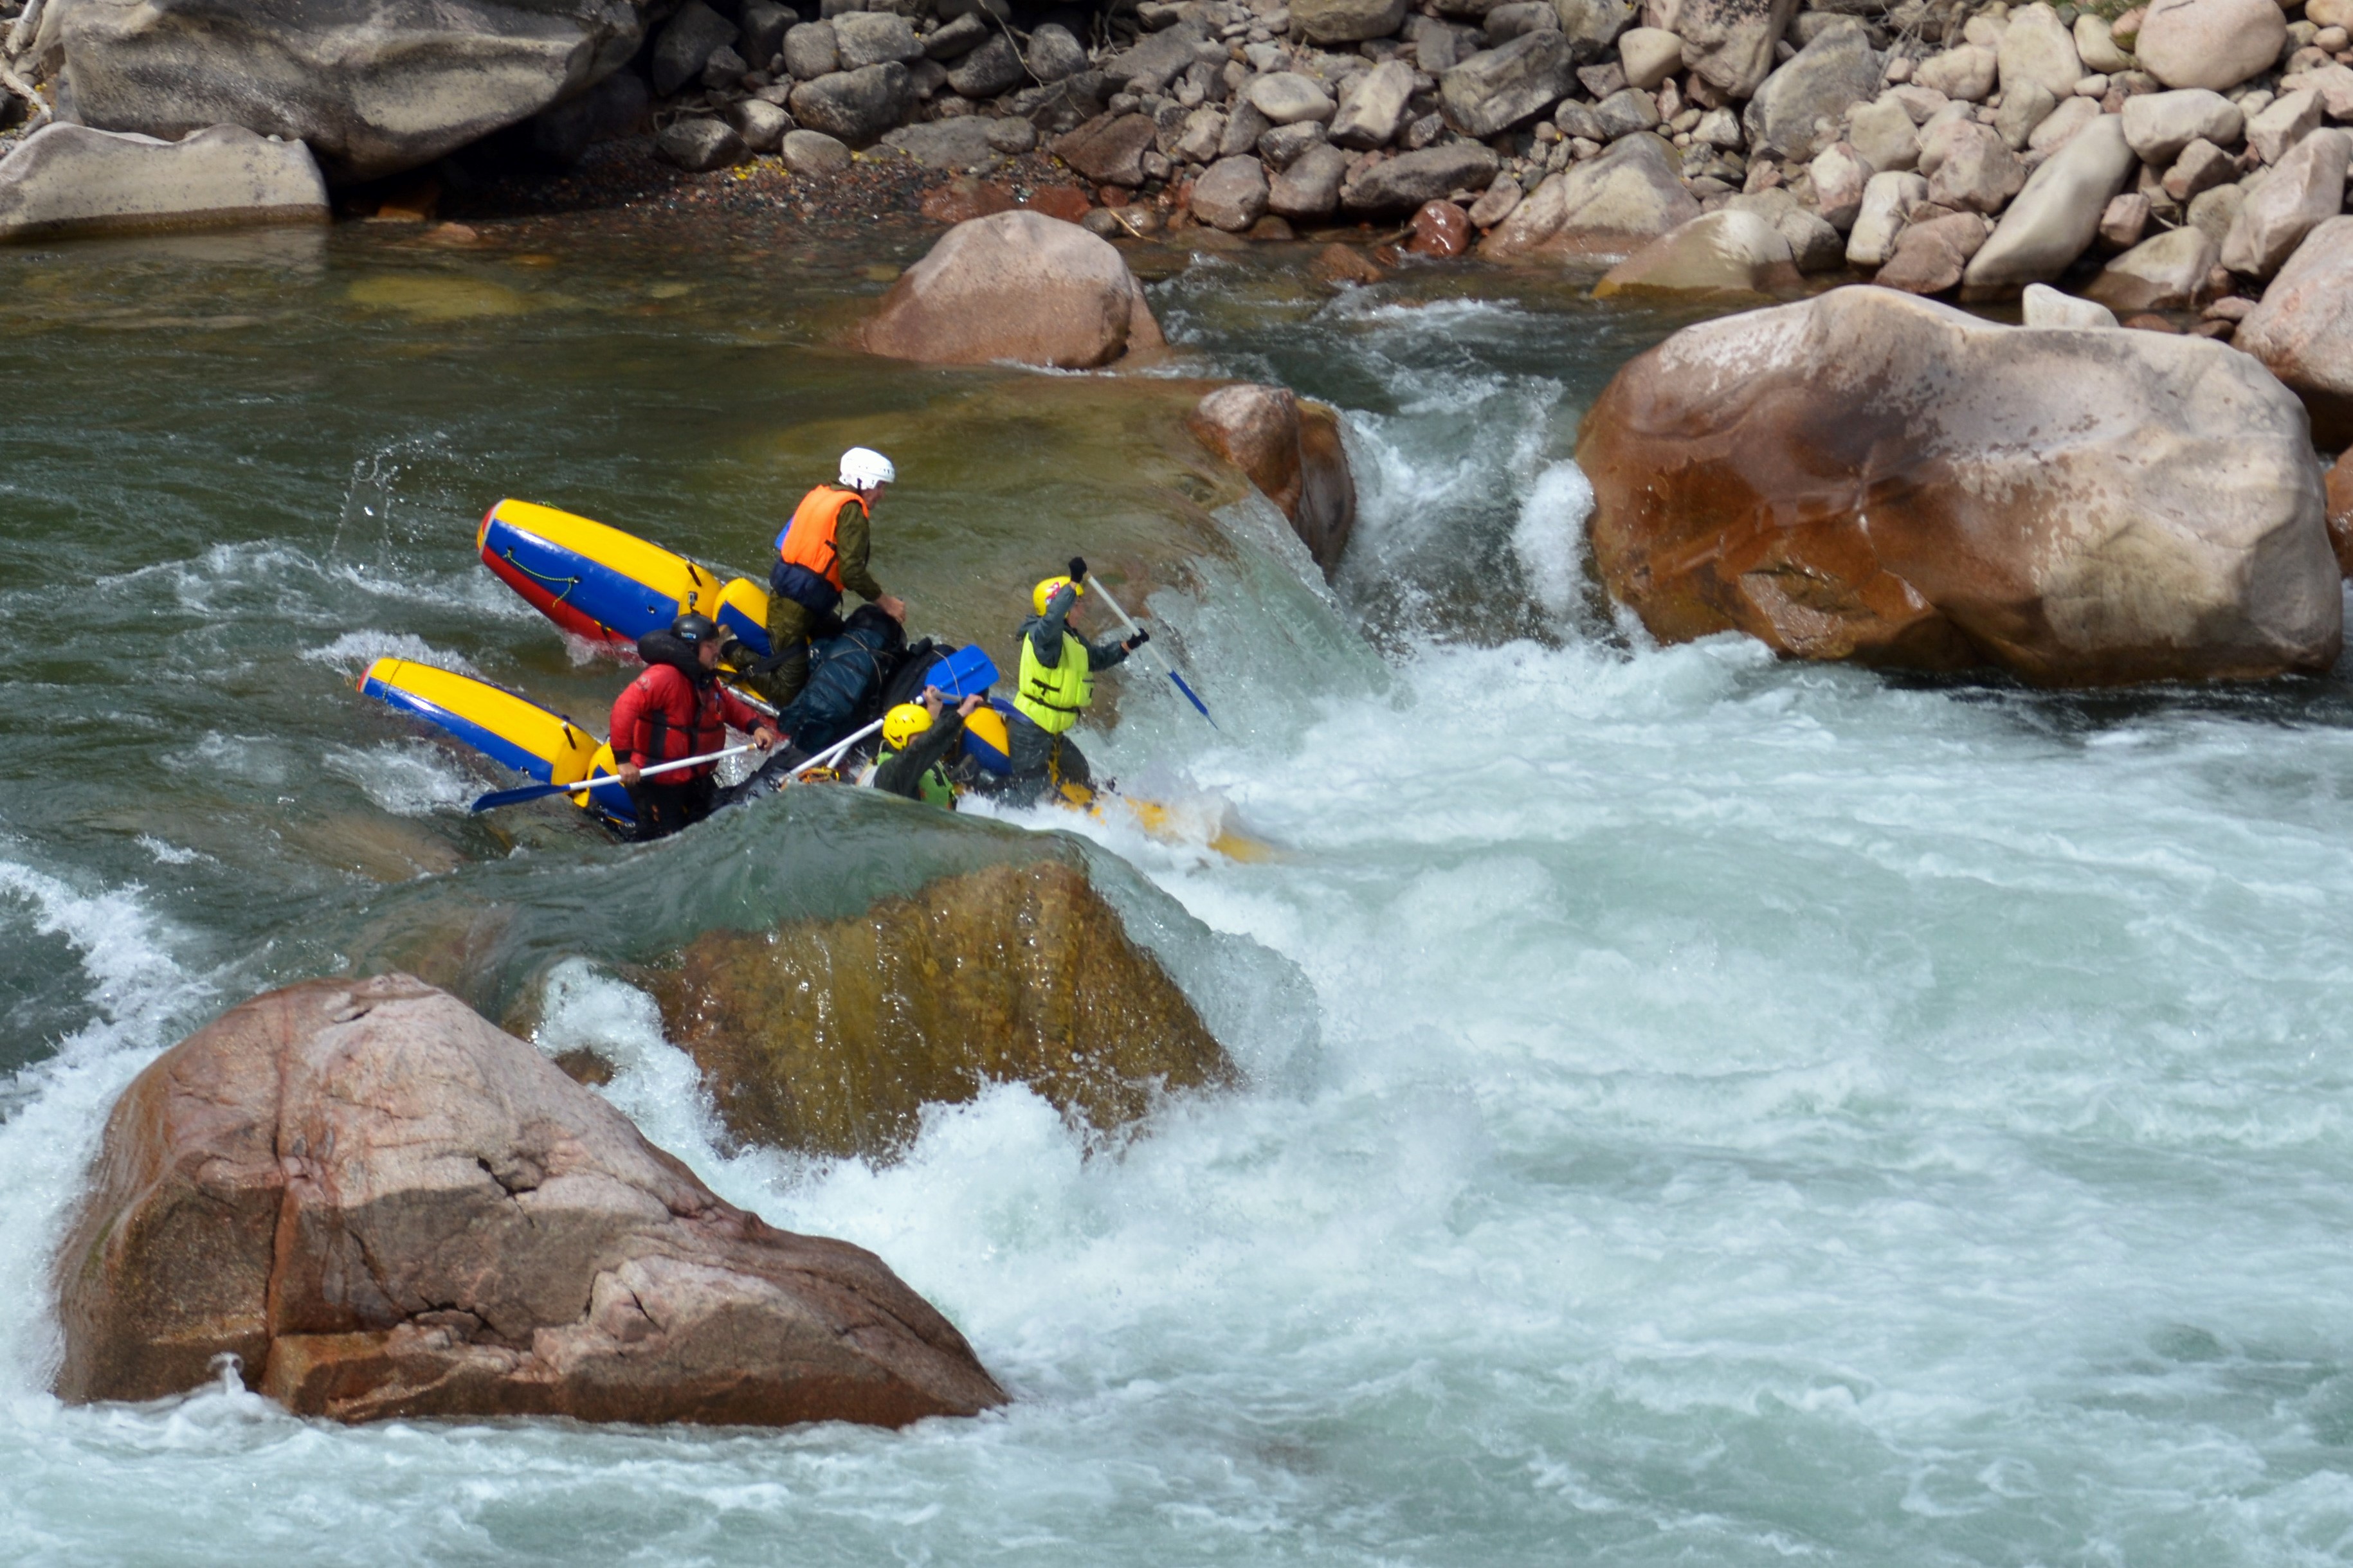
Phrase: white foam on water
[
  {"left": 320, "top": 741, "right": 483, "bottom": 817},
  {"left": 1512, "top": 460, "right": 1596, "bottom": 625},
  {"left": 303, "top": 629, "right": 482, "bottom": 678}
]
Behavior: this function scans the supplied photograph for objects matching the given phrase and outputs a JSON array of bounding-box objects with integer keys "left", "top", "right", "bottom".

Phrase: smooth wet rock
[
  {"left": 0, "top": 123, "right": 327, "bottom": 242},
  {"left": 1269, "top": 142, "right": 1352, "bottom": 217},
  {"left": 34, "top": 0, "right": 653, "bottom": 181},
  {"left": 1962, "top": 115, "right": 2136, "bottom": 294},
  {"left": 1192, "top": 155, "right": 1271, "bottom": 231},
  {"left": 660, "top": 860, "right": 1236, "bottom": 1160},
  {"left": 2021, "top": 281, "right": 2118, "bottom": 327},
  {"left": 2222, "top": 128, "right": 2350, "bottom": 278},
  {"left": 1293, "top": 0, "right": 1410, "bottom": 44},
  {"left": 1673, "top": 0, "right": 1800, "bottom": 99},
  {"left": 1339, "top": 141, "right": 1502, "bottom": 213},
  {"left": 655, "top": 116, "right": 747, "bottom": 171},
  {"left": 1410, "top": 199, "right": 1473, "bottom": 255},
  {"left": 1481, "top": 132, "right": 1697, "bottom": 259},
  {"left": 781, "top": 127, "right": 852, "bottom": 175},
  {"left": 2134, "top": 0, "right": 2287, "bottom": 93},
  {"left": 1190, "top": 383, "right": 1359, "bottom": 572},
  {"left": 863, "top": 210, "right": 1162, "bottom": 369},
  {"left": 2236, "top": 216, "right": 2353, "bottom": 446},
  {"left": 52, "top": 974, "right": 1005, "bottom": 1424},
  {"left": 2085, "top": 223, "right": 2219, "bottom": 312},
  {"left": 1576, "top": 285, "right": 2341, "bottom": 683},
  {"left": 790, "top": 62, "right": 909, "bottom": 147},
  {"left": 1054, "top": 112, "right": 1159, "bottom": 185},
  {"left": 1745, "top": 22, "right": 1887, "bottom": 160},
  {"left": 2122, "top": 89, "right": 2244, "bottom": 167},
  {"left": 1331, "top": 60, "right": 1415, "bottom": 149},
  {"left": 1440, "top": 29, "right": 1575, "bottom": 138},
  {"left": 1593, "top": 208, "right": 1803, "bottom": 295}
]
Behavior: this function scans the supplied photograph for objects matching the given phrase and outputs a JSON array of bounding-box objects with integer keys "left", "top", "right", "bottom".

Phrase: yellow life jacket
[{"left": 1015, "top": 631, "right": 1093, "bottom": 734}]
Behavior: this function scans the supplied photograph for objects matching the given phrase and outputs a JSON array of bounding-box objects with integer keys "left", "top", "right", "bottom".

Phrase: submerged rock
[
  {"left": 1188, "top": 383, "right": 1358, "bottom": 573},
  {"left": 1576, "top": 285, "right": 2341, "bottom": 685},
  {"left": 860, "top": 210, "right": 1164, "bottom": 370},
  {"left": 0, "top": 123, "right": 327, "bottom": 242},
  {"left": 53, "top": 974, "right": 1004, "bottom": 1425},
  {"left": 659, "top": 860, "right": 1236, "bottom": 1160},
  {"left": 33, "top": 0, "right": 650, "bottom": 181}
]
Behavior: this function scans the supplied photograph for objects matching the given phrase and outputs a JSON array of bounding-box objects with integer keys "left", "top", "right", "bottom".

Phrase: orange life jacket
[{"left": 772, "top": 485, "right": 866, "bottom": 593}]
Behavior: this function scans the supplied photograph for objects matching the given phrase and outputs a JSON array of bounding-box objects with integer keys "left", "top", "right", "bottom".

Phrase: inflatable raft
[
  {"left": 358, "top": 657, "right": 635, "bottom": 829},
  {"left": 478, "top": 498, "right": 774, "bottom": 659}
]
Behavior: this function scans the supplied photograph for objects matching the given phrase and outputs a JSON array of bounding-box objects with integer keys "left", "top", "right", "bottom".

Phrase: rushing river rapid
[{"left": 7, "top": 217, "right": 2353, "bottom": 1566}]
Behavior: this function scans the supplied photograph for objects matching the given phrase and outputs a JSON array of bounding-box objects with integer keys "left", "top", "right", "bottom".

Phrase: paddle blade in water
[{"left": 1167, "top": 668, "right": 1216, "bottom": 726}]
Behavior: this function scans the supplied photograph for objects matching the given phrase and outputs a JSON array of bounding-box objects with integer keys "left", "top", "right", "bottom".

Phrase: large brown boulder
[
  {"left": 659, "top": 860, "right": 1235, "bottom": 1160},
  {"left": 861, "top": 210, "right": 1165, "bottom": 370},
  {"left": 1576, "top": 285, "right": 2341, "bottom": 685},
  {"left": 2327, "top": 448, "right": 2353, "bottom": 579},
  {"left": 1186, "top": 383, "right": 1358, "bottom": 575},
  {"left": 53, "top": 973, "right": 1004, "bottom": 1425},
  {"left": 33, "top": 0, "right": 650, "bottom": 182},
  {"left": 2235, "top": 217, "right": 2353, "bottom": 449}
]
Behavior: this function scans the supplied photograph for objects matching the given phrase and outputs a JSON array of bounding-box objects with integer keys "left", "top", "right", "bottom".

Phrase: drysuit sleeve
[
  {"left": 873, "top": 713, "right": 967, "bottom": 800},
  {"left": 608, "top": 676, "right": 651, "bottom": 766},
  {"left": 715, "top": 685, "right": 766, "bottom": 734},
  {"left": 833, "top": 496, "right": 885, "bottom": 602},
  {"left": 1084, "top": 635, "right": 1131, "bottom": 672}
]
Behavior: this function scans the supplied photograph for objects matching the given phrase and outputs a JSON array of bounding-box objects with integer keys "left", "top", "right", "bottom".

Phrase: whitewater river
[{"left": 6, "top": 217, "right": 2353, "bottom": 1565}]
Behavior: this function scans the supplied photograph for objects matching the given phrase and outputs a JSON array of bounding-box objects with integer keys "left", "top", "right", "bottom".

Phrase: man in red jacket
[{"left": 611, "top": 613, "right": 781, "bottom": 841}]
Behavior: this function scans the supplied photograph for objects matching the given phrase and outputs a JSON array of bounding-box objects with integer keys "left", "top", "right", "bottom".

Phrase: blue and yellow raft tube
[{"left": 358, "top": 658, "right": 637, "bottom": 831}]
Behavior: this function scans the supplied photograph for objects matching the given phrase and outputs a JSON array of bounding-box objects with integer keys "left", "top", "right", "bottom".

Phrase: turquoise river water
[{"left": 3, "top": 216, "right": 2353, "bottom": 1565}]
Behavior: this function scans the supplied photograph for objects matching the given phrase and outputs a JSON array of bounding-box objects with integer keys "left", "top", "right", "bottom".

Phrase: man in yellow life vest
[
  {"left": 733, "top": 446, "right": 907, "bottom": 710},
  {"left": 1004, "top": 557, "right": 1149, "bottom": 807}
]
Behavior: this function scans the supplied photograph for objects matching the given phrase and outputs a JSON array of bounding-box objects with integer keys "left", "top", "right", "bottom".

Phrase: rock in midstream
[
  {"left": 53, "top": 973, "right": 1004, "bottom": 1425},
  {"left": 860, "top": 210, "right": 1163, "bottom": 370},
  {"left": 1187, "top": 383, "right": 1357, "bottom": 573},
  {"left": 1575, "top": 285, "right": 2342, "bottom": 686},
  {"left": 657, "top": 859, "right": 1237, "bottom": 1162}
]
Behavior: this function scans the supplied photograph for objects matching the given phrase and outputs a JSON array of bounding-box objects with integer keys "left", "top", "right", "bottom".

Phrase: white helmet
[{"left": 839, "top": 447, "right": 896, "bottom": 489}]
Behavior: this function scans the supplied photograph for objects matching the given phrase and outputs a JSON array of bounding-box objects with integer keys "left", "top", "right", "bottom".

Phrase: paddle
[
  {"left": 1084, "top": 574, "right": 1216, "bottom": 727},
  {"left": 469, "top": 743, "right": 755, "bottom": 813},
  {"left": 797, "top": 716, "right": 884, "bottom": 777}
]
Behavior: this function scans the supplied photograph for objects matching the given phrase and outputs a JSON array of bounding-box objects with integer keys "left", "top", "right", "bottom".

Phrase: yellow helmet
[
  {"left": 1032, "top": 575, "right": 1084, "bottom": 616},
  {"left": 881, "top": 702, "right": 933, "bottom": 750}
]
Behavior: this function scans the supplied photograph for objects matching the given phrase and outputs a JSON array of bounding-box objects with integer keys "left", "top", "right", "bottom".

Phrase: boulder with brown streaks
[
  {"left": 53, "top": 973, "right": 1004, "bottom": 1425},
  {"left": 1575, "top": 285, "right": 2341, "bottom": 685}
]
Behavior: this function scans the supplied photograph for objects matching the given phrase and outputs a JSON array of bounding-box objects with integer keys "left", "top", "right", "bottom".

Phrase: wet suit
[{"left": 610, "top": 633, "right": 766, "bottom": 842}]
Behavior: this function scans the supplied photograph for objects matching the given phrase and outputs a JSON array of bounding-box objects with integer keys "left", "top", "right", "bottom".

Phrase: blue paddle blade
[
  {"left": 927, "top": 644, "right": 1000, "bottom": 699},
  {"left": 1167, "top": 668, "right": 1217, "bottom": 727},
  {"left": 471, "top": 779, "right": 576, "bottom": 812}
]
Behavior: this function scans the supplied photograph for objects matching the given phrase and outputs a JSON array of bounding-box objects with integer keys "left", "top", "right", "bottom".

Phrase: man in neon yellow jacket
[{"left": 1004, "top": 557, "right": 1147, "bottom": 807}]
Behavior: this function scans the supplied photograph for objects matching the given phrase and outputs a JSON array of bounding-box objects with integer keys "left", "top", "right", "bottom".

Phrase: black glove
[
  {"left": 1123, "top": 628, "right": 1150, "bottom": 651},
  {"left": 1067, "top": 556, "right": 1089, "bottom": 582}
]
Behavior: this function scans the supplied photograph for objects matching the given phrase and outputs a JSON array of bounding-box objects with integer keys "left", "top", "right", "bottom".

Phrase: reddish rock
[
  {"left": 1407, "top": 200, "right": 1470, "bottom": 256},
  {"left": 1021, "top": 184, "right": 1095, "bottom": 224},
  {"left": 1872, "top": 212, "right": 1988, "bottom": 295},
  {"left": 2327, "top": 449, "right": 2353, "bottom": 577},
  {"left": 1312, "top": 242, "right": 1386, "bottom": 285},
  {"left": 53, "top": 975, "right": 1006, "bottom": 1425},
  {"left": 1051, "top": 113, "right": 1158, "bottom": 186},
  {"left": 2235, "top": 217, "right": 2353, "bottom": 446},
  {"left": 1576, "top": 285, "right": 2341, "bottom": 685},
  {"left": 862, "top": 209, "right": 1165, "bottom": 369},
  {"left": 921, "top": 176, "right": 1017, "bottom": 224},
  {"left": 2121, "top": 311, "right": 2181, "bottom": 332},
  {"left": 1187, "top": 383, "right": 1358, "bottom": 575}
]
